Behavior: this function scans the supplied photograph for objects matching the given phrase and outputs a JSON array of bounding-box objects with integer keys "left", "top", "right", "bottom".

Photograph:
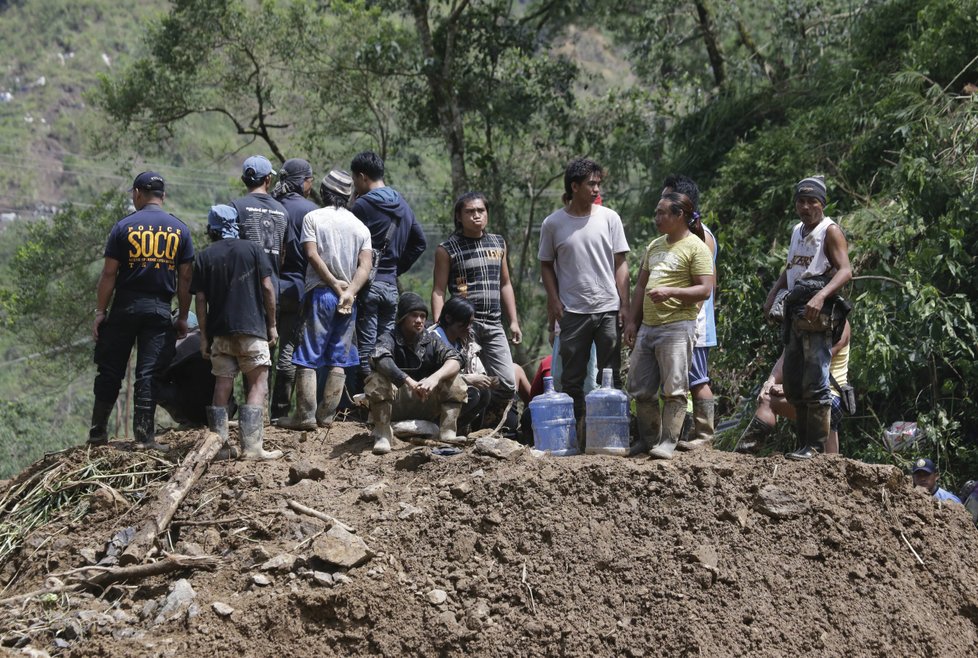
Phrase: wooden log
[
  {"left": 76, "top": 553, "right": 220, "bottom": 589},
  {"left": 119, "top": 431, "right": 225, "bottom": 566},
  {"left": 285, "top": 499, "right": 356, "bottom": 533}
]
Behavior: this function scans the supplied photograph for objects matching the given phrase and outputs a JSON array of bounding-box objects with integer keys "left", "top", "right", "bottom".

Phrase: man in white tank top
[{"left": 762, "top": 176, "right": 852, "bottom": 460}]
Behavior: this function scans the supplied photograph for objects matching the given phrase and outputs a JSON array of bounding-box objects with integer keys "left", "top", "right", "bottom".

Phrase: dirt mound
[{"left": 2, "top": 423, "right": 978, "bottom": 657}]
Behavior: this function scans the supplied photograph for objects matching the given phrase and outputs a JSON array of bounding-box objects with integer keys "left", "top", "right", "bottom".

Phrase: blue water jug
[
  {"left": 529, "top": 376, "right": 578, "bottom": 456},
  {"left": 585, "top": 368, "right": 630, "bottom": 456}
]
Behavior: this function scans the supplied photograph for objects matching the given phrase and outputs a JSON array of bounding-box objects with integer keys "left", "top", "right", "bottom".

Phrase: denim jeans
[
  {"left": 274, "top": 294, "right": 302, "bottom": 373},
  {"left": 557, "top": 311, "right": 621, "bottom": 420},
  {"left": 93, "top": 296, "right": 175, "bottom": 412},
  {"left": 472, "top": 320, "right": 517, "bottom": 395},
  {"left": 356, "top": 280, "right": 399, "bottom": 379},
  {"left": 627, "top": 321, "right": 694, "bottom": 403}
]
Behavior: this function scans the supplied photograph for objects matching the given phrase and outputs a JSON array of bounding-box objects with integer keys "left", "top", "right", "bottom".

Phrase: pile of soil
[{"left": 2, "top": 422, "right": 977, "bottom": 657}]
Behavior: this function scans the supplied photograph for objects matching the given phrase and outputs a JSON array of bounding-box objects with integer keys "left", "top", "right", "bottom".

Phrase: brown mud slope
[{"left": 2, "top": 422, "right": 978, "bottom": 657}]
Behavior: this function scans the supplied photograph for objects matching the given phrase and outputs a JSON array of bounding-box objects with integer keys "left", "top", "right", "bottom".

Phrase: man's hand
[
  {"left": 200, "top": 340, "right": 211, "bottom": 361},
  {"left": 416, "top": 375, "right": 441, "bottom": 400},
  {"left": 804, "top": 293, "right": 826, "bottom": 323},
  {"left": 646, "top": 287, "right": 673, "bottom": 304},
  {"left": 509, "top": 321, "right": 522, "bottom": 345},
  {"left": 174, "top": 317, "right": 189, "bottom": 340},
  {"left": 466, "top": 374, "right": 493, "bottom": 390},
  {"left": 267, "top": 326, "right": 278, "bottom": 348},
  {"left": 404, "top": 377, "right": 425, "bottom": 400},
  {"left": 338, "top": 289, "right": 356, "bottom": 315},
  {"left": 93, "top": 311, "right": 106, "bottom": 342},
  {"left": 547, "top": 297, "right": 564, "bottom": 325},
  {"left": 623, "top": 322, "right": 638, "bottom": 349}
]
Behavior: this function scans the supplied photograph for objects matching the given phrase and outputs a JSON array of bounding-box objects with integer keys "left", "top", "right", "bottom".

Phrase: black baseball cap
[{"left": 132, "top": 171, "right": 165, "bottom": 193}]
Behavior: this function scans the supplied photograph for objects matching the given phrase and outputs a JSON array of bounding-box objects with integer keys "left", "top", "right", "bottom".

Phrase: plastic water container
[
  {"left": 529, "top": 376, "right": 578, "bottom": 456},
  {"left": 585, "top": 368, "right": 630, "bottom": 456}
]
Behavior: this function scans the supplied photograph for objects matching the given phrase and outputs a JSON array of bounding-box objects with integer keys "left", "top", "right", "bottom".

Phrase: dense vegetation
[{"left": 1, "top": 0, "right": 975, "bottom": 488}]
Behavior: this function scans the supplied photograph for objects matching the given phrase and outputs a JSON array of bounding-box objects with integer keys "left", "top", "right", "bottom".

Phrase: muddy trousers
[{"left": 782, "top": 320, "right": 833, "bottom": 451}]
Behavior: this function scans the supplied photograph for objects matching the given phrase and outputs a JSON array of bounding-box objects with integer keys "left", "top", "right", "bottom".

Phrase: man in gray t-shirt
[
  {"left": 277, "top": 170, "right": 372, "bottom": 432},
  {"left": 539, "top": 158, "right": 630, "bottom": 443}
]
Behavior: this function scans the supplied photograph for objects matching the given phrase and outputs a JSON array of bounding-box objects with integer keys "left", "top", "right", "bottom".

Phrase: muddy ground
[{"left": 2, "top": 421, "right": 977, "bottom": 657}]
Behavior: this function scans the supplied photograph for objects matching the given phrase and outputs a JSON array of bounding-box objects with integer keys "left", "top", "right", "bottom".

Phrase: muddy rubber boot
[
  {"left": 208, "top": 405, "right": 239, "bottom": 459},
  {"left": 650, "top": 399, "right": 686, "bottom": 460},
  {"left": 787, "top": 404, "right": 830, "bottom": 461},
  {"left": 369, "top": 400, "right": 393, "bottom": 455},
  {"left": 438, "top": 402, "right": 466, "bottom": 444},
  {"left": 631, "top": 400, "right": 660, "bottom": 455},
  {"left": 133, "top": 403, "right": 169, "bottom": 452},
  {"left": 269, "top": 368, "right": 295, "bottom": 422},
  {"left": 239, "top": 405, "right": 282, "bottom": 460},
  {"left": 87, "top": 398, "right": 114, "bottom": 446},
  {"left": 678, "top": 399, "right": 715, "bottom": 451},
  {"left": 275, "top": 367, "right": 317, "bottom": 430},
  {"left": 734, "top": 416, "right": 774, "bottom": 454},
  {"left": 316, "top": 370, "right": 346, "bottom": 428}
]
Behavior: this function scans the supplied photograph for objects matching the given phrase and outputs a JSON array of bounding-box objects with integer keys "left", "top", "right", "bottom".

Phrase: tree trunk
[
  {"left": 409, "top": 0, "right": 469, "bottom": 197},
  {"left": 119, "top": 430, "right": 225, "bottom": 565},
  {"left": 693, "top": 0, "right": 726, "bottom": 88}
]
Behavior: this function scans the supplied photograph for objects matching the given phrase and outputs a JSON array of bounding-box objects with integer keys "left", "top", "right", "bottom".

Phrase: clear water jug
[
  {"left": 529, "top": 376, "right": 578, "bottom": 456},
  {"left": 585, "top": 368, "right": 630, "bottom": 456}
]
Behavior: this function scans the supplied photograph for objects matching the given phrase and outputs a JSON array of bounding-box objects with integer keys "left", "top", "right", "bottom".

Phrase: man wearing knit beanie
[
  {"left": 364, "top": 292, "right": 468, "bottom": 455},
  {"left": 762, "top": 175, "right": 851, "bottom": 461}
]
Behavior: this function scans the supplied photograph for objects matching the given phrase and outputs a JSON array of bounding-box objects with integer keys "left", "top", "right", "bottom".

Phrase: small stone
[
  {"left": 450, "top": 482, "right": 473, "bottom": 499},
  {"left": 333, "top": 573, "right": 351, "bottom": 585},
  {"left": 78, "top": 548, "right": 98, "bottom": 565},
  {"left": 754, "top": 485, "right": 810, "bottom": 520},
  {"left": 398, "top": 502, "right": 423, "bottom": 520},
  {"left": 800, "top": 543, "right": 821, "bottom": 559},
  {"left": 260, "top": 554, "right": 296, "bottom": 572},
  {"left": 474, "top": 436, "right": 524, "bottom": 459},
  {"left": 252, "top": 574, "right": 272, "bottom": 586},
  {"left": 288, "top": 460, "right": 326, "bottom": 485},
  {"left": 436, "top": 610, "right": 459, "bottom": 628},
  {"left": 154, "top": 579, "right": 196, "bottom": 625},
  {"left": 692, "top": 545, "right": 719, "bottom": 570},
  {"left": 427, "top": 588, "right": 448, "bottom": 605},
  {"left": 471, "top": 469, "right": 485, "bottom": 478},
  {"left": 176, "top": 541, "right": 205, "bottom": 557},
  {"left": 312, "top": 571, "right": 334, "bottom": 586},
  {"left": 311, "top": 526, "right": 373, "bottom": 568},
  {"left": 438, "top": 490, "right": 451, "bottom": 499},
  {"left": 360, "top": 483, "right": 387, "bottom": 502},
  {"left": 211, "top": 602, "right": 234, "bottom": 617}
]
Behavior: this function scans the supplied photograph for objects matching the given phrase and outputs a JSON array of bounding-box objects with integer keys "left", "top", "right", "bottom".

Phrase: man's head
[
  {"left": 131, "top": 171, "right": 165, "bottom": 209},
  {"left": 564, "top": 158, "right": 603, "bottom": 207},
  {"left": 319, "top": 169, "right": 354, "bottom": 208},
  {"left": 350, "top": 151, "right": 385, "bottom": 196},
  {"left": 439, "top": 296, "right": 475, "bottom": 340},
  {"left": 453, "top": 192, "right": 488, "bottom": 235},
  {"left": 794, "top": 175, "right": 826, "bottom": 225},
  {"left": 396, "top": 292, "right": 428, "bottom": 341},
  {"left": 242, "top": 155, "right": 276, "bottom": 191},
  {"left": 912, "top": 458, "right": 939, "bottom": 494},
  {"left": 662, "top": 174, "right": 699, "bottom": 211},
  {"left": 207, "top": 204, "right": 238, "bottom": 242},
  {"left": 274, "top": 158, "right": 314, "bottom": 198}
]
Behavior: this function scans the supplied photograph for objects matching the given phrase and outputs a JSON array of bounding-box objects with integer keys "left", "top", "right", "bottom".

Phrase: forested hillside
[{"left": 1, "top": 0, "right": 976, "bottom": 486}]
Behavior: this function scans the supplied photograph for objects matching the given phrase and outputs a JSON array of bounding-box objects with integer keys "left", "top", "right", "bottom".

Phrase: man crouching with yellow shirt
[{"left": 623, "top": 191, "right": 715, "bottom": 460}]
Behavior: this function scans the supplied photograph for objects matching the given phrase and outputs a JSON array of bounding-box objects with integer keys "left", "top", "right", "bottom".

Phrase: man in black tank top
[{"left": 432, "top": 192, "right": 522, "bottom": 432}]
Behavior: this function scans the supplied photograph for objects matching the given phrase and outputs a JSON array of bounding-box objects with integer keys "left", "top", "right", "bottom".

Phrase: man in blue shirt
[
  {"left": 912, "top": 458, "right": 962, "bottom": 503},
  {"left": 89, "top": 171, "right": 194, "bottom": 450}
]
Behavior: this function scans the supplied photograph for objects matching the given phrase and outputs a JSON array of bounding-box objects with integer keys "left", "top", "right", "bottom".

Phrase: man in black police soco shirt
[
  {"left": 88, "top": 171, "right": 194, "bottom": 451},
  {"left": 231, "top": 155, "right": 288, "bottom": 294}
]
